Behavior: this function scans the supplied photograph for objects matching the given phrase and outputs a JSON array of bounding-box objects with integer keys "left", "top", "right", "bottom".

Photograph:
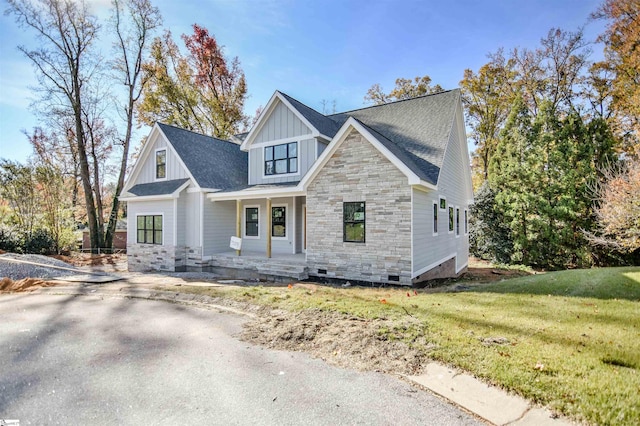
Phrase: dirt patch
[
  {"left": 0, "top": 277, "right": 56, "bottom": 293},
  {"left": 241, "top": 308, "right": 435, "bottom": 375},
  {"left": 51, "top": 253, "right": 128, "bottom": 272}
]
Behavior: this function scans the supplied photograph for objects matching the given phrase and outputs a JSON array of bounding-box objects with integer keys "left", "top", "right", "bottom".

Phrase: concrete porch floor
[{"left": 208, "top": 251, "right": 308, "bottom": 281}]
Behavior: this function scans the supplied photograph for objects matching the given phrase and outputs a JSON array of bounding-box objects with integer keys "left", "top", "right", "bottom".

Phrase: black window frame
[
  {"left": 464, "top": 209, "right": 468, "bottom": 234},
  {"left": 439, "top": 197, "right": 446, "bottom": 210},
  {"left": 136, "top": 214, "right": 162, "bottom": 245},
  {"left": 245, "top": 207, "right": 259, "bottom": 237},
  {"left": 456, "top": 207, "right": 460, "bottom": 236},
  {"left": 448, "top": 206, "right": 454, "bottom": 233},
  {"left": 343, "top": 202, "right": 366, "bottom": 243},
  {"left": 156, "top": 149, "right": 166, "bottom": 179},
  {"left": 264, "top": 142, "right": 298, "bottom": 176},
  {"left": 271, "top": 206, "right": 286, "bottom": 238},
  {"left": 433, "top": 201, "right": 438, "bottom": 234}
]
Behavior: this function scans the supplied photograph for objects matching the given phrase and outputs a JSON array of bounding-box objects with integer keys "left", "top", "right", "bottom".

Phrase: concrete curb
[{"left": 406, "top": 363, "right": 574, "bottom": 426}]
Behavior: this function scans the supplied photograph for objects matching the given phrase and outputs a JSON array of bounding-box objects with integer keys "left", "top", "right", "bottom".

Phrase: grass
[{"left": 168, "top": 266, "right": 640, "bottom": 425}]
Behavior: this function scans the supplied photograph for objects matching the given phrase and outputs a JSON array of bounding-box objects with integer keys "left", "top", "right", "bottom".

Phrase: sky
[{"left": 0, "top": 0, "right": 606, "bottom": 164}]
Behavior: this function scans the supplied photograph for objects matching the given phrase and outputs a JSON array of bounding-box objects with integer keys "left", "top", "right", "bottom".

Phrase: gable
[
  {"left": 123, "top": 125, "right": 190, "bottom": 194},
  {"left": 253, "top": 100, "right": 312, "bottom": 144}
]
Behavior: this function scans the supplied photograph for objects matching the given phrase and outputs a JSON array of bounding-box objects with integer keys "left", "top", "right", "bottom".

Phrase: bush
[
  {"left": 0, "top": 227, "right": 21, "bottom": 253},
  {"left": 23, "top": 229, "right": 57, "bottom": 255}
]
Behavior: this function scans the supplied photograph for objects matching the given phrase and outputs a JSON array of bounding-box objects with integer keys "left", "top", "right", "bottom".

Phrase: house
[
  {"left": 120, "top": 89, "right": 473, "bottom": 286},
  {"left": 81, "top": 220, "right": 128, "bottom": 252}
]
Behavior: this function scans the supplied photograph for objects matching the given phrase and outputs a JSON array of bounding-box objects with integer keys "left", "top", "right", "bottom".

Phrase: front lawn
[{"left": 168, "top": 266, "right": 640, "bottom": 425}]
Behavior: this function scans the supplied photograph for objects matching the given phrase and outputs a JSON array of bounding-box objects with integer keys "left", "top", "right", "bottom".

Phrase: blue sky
[{"left": 0, "top": 0, "right": 605, "bottom": 164}]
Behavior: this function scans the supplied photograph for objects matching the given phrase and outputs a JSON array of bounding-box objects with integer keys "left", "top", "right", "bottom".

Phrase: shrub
[{"left": 23, "top": 229, "right": 57, "bottom": 255}]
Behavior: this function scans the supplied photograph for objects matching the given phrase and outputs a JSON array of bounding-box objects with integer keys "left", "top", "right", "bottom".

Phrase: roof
[
  {"left": 274, "top": 90, "right": 459, "bottom": 185},
  {"left": 128, "top": 178, "right": 190, "bottom": 196},
  {"left": 158, "top": 123, "right": 248, "bottom": 190},
  {"left": 328, "top": 90, "right": 460, "bottom": 185}
]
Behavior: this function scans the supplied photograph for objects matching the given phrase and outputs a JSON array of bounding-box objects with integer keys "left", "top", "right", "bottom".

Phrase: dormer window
[
  {"left": 265, "top": 142, "right": 297, "bottom": 175},
  {"left": 156, "top": 149, "right": 166, "bottom": 179}
]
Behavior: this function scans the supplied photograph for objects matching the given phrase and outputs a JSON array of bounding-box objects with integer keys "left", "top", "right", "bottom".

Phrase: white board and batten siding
[
  {"left": 248, "top": 100, "right": 316, "bottom": 185},
  {"left": 135, "top": 132, "right": 189, "bottom": 186},
  {"left": 412, "top": 103, "right": 471, "bottom": 277},
  {"left": 203, "top": 199, "right": 236, "bottom": 255},
  {"left": 127, "top": 199, "right": 175, "bottom": 246}
]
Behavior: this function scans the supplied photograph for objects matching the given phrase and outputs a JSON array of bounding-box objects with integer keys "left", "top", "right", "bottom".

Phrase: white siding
[
  {"left": 412, "top": 104, "right": 470, "bottom": 276},
  {"left": 248, "top": 138, "right": 316, "bottom": 185},
  {"left": 203, "top": 200, "right": 236, "bottom": 255},
  {"left": 317, "top": 140, "right": 328, "bottom": 158},
  {"left": 127, "top": 199, "right": 175, "bottom": 246},
  {"left": 294, "top": 196, "right": 306, "bottom": 253},
  {"left": 133, "top": 133, "right": 189, "bottom": 186},
  {"left": 254, "top": 101, "right": 311, "bottom": 143}
]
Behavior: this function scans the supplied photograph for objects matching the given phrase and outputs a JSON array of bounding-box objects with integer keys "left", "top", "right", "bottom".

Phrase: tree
[
  {"left": 593, "top": 0, "right": 640, "bottom": 153},
  {"left": 138, "top": 24, "right": 248, "bottom": 139},
  {"left": 6, "top": 0, "right": 102, "bottom": 250},
  {"left": 469, "top": 182, "right": 513, "bottom": 264},
  {"left": 364, "top": 75, "right": 444, "bottom": 105},
  {"left": 0, "top": 160, "right": 40, "bottom": 238},
  {"left": 105, "top": 0, "right": 162, "bottom": 251}
]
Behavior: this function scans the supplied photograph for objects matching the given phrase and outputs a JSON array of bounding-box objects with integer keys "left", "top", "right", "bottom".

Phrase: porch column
[
  {"left": 236, "top": 199, "right": 241, "bottom": 256},
  {"left": 266, "top": 198, "right": 272, "bottom": 258}
]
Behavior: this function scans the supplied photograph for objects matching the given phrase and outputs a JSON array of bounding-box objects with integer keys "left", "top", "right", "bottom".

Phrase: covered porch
[{"left": 206, "top": 185, "right": 308, "bottom": 281}]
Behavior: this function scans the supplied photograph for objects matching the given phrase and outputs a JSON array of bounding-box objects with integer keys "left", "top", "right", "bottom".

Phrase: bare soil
[
  {"left": 51, "top": 253, "right": 128, "bottom": 272},
  {"left": 0, "top": 277, "right": 55, "bottom": 293}
]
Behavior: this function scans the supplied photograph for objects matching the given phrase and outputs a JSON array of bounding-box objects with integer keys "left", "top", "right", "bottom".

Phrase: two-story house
[{"left": 120, "top": 89, "right": 473, "bottom": 286}]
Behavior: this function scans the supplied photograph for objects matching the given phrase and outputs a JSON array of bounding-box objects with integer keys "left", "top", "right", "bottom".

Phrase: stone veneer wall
[
  {"left": 127, "top": 244, "right": 187, "bottom": 272},
  {"left": 306, "top": 130, "right": 412, "bottom": 285}
]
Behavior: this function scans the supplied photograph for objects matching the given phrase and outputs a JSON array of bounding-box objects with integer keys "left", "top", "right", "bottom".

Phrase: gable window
[
  {"left": 245, "top": 207, "right": 259, "bottom": 237},
  {"left": 137, "top": 215, "right": 162, "bottom": 244},
  {"left": 439, "top": 197, "right": 446, "bottom": 210},
  {"left": 456, "top": 207, "right": 460, "bottom": 236},
  {"left": 272, "top": 206, "right": 286, "bottom": 238},
  {"left": 344, "top": 202, "right": 365, "bottom": 243},
  {"left": 265, "top": 142, "right": 297, "bottom": 175},
  {"left": 433, "top": 201, "right": 438, "bottom": 235},
  {"left": 448, "top": 206, "right": 454, "bottom": 233},
  {"left": 156, "top": 149, "right": 166, "bottom": 179}
]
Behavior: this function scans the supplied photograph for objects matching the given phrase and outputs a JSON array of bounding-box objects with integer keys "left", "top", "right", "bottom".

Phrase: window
[
  {"left": 272, "top": 206, "right": 286, "bottom": 238},
  {"left": 439, "top": 197, "right": 446, "bottom": 210},
  {"left": 245, "top": 207, "right": 259, "bottom": 237},
  {"left": 464, "top": 209, "right": 468, "bottom": 234},
  {"left": 448, "top": 206, "right": 454, "bottom": 233},
  {"left": 456, "top": 207, "right": 460, "bottom": 236},
  {"left": 433, "top": 201, "right": 438, "bottom": 234},
  {"left": 137, "top": 215, "right": 162, "bottom": 244},
  {"left": 156, "top": 149, "right": 166, "bottom": 179},
  {"left": 344, "top": 202, "right": 365, "bottom": 243},
  {"left": 265, "top": 142, "right": 297, "bottom": 175}
]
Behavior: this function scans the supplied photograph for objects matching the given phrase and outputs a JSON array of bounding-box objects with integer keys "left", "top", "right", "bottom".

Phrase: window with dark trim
[
  {"left": 156, "top": 150, "right": 166, "bottom": 179},
  {"left": 344, "top": 202, "right": 365, "bottom": 243},
  {"left": 433, "top": 202, "right": 438, "bottom": 234},
  {"left": 265, "top": 142, "right": 297, "bottom": 175},
  {"left": 456, "top": 207, "right": 460, "bottom": 236},
  {"left": 448, "top": 206, "right": 454, "bottom": 232},
  {"left": 245, "top": 207, "right": 259, "bottom": 237},
  {"left": 272, "top": 206, "right": 286, "bottom": 237},
  {"left": 439, "top": 197, "right": 446, "bottom": 210},
  {"left": 464, "top": 209, "right": 468, "bottom": 234},
  {"left": 137, "top": 215, "right": 162, "bottom": 244}
]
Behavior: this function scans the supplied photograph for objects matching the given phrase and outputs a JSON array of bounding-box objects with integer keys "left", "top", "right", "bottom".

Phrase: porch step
[{"left": 208, "top": 255, "right": 308, "bottom": 281}]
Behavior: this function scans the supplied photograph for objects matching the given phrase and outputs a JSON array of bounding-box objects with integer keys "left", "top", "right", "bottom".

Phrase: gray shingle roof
[
  {"left": 328, "top": 89, "right": 460, "bottom": 186},
  {"left": 278, "top": 92, "right": 342, "bottom": 138},
  {"left": 129, "top": 178, "right": 190, "bottom": 196},
  {"left": 158, "top": 123, "right": 248, "bottom": 190}
]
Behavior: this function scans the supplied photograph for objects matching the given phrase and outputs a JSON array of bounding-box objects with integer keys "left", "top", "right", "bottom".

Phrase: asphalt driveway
[{"left": 0, "top": 293, "right": 481, "bottom": 425}]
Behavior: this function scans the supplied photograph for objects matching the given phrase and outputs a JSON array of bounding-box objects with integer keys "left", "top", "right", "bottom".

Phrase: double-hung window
[
  {"left": 265, "top": 142, "right": 297, "bottom": 175},
  {"left": 156, "top": 149, "right": 166, "bottom": 179},
  {"left": 137, "top": 215, "right": 162, "bottom": 244},
  {"left": 343, "top": 202, "right": 365, "bottom": 243}
]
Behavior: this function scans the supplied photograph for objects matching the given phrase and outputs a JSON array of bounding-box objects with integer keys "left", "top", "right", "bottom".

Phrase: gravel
[{"left": 0, "top": 253, "right": 81, "bottom": 280}]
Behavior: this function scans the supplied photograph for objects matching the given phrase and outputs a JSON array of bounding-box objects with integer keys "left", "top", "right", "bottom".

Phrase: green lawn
[{"left": 169, "top": 266, "right": 640, "bottom": 425}]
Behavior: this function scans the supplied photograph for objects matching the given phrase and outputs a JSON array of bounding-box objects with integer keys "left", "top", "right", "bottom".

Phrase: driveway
[{"left": 0, "top": 293, "right": 481, "bottom": 425}]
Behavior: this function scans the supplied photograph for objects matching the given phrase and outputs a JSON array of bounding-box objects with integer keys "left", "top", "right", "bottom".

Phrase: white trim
[
  {"left": 173, "top": 198, "right": 178, "bottom": 245},
  {"left": 154, "top": 148, "right": 168, "bottom": 181},
  {"left": 302, "top": 203, "right": 307, "bottom": 254},
  {"left": 120, "top": 194, "right": 174, "bottom": 202},
  {"left": 243, "top": 204, "right": 261, "bottom": 240},
  {"left": 412, "top": 253, "right": 456, "bottom": 278},
  {"left": 207, "top": 187, "right": 305, "bottom": 201},
  {"left": 199, "top": 192, "right": 204, "bottom": 248},
  {"left": 448, "top": 206, "right": 454, "bottom": 234},
  {"left": 439, "top": 196, "right": 447, "bottom": 210},
  {"left": 270, "top": 203, "right": 289, "bottom": 240},
  {"left": 432, "top": 200, "right": 439, "bottom": 236},
  {"left": 250, "top": 135, "right": 305, "bottom": 149},
  {"left": 292, "top": 198, "right": 297, "bottom": 254},
  {"left": 410, "top": 188, "right": 414, "bottom": 278},
  {"left": 300, "top": 118, "right": 436, "bottom": 192},
  {"left": 456, "top": 259, "right": 469, "bottom": 274},
  {"left": 134, "top": 212, "right": 164, "bottom": 246},
  {"left": 314, "top": 139, "right": 318, "bottom": 160}
]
